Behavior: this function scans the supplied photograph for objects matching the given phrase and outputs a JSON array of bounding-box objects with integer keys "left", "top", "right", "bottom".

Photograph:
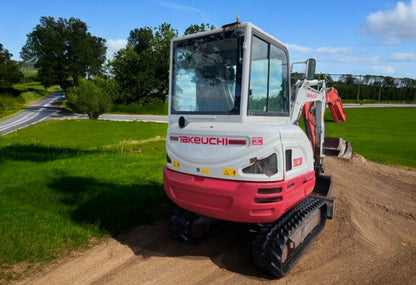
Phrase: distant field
[{"left": 325, "top": 107, "right": 416, "bottom": 169}]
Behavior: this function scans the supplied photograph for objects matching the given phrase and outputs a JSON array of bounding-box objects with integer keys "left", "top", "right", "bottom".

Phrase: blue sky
[{"left": 1, "top": 0, "right": 415, "bottom": 78}]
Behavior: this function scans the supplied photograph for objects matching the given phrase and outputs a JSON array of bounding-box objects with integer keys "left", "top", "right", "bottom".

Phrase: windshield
[{"left": 171, "top": 30, "right": 243, "bottom": 114}]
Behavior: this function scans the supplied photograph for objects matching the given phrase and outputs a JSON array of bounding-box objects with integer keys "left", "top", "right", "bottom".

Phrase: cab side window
[{"left": 248, "top": 36, "right": 289, "bottom": 115}]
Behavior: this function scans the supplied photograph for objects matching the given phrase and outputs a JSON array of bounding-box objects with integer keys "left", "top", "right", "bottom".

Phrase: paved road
[
  {"left": 0, "top": 92, "right": 168, "bottom": 135},
  {"left": 1, "top": 91, "right": 414, "bottom": 136},
  {"left": 99, "top": 113, "right": 168, "bottom": 123},
  {"left": 0, "top": 91, "right": 68, "bottom": 135}
]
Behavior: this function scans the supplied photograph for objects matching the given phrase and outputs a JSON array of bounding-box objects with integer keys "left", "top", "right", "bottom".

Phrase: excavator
[{"left": 163, "top": 20, "right": 351, "bottom": 277}]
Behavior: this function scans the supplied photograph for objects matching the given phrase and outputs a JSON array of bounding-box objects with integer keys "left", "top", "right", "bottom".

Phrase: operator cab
[{"left": 170, "top": 22, "right": 291, "bottom": 124}]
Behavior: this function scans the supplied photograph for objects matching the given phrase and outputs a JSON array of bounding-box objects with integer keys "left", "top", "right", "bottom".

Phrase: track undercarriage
[
  {"left": 169, "top": 196, "right": 330, "bottom": 277},
  {"left": 252, "top": 196, "right": 327, "bottom": 277}
]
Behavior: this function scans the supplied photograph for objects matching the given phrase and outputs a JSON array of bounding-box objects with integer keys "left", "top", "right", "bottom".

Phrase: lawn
[
  {"left": 325, "top": 107, "right": 416, "bottom": 169},
  {"left": 0, "top": 120, "right": 170, "bottom": 281}
]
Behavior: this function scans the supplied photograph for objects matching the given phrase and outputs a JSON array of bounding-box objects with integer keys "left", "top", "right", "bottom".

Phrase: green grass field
[
  {"left": 0, "top": 120, "right": 170, "bottom": 281},
  {"left": 325, "top": 107, "right": 416, "bottom": 169},
  {"left": 0, "top": 107, "right": 415, "bottom": 281}
]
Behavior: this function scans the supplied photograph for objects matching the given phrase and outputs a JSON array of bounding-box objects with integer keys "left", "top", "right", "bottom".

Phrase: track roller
[
  {"left": 169, "top": 207, "right": 231, "bottom": 244},
  {"left": 252, "top": 197, "right": 327, "bottom": 278}
]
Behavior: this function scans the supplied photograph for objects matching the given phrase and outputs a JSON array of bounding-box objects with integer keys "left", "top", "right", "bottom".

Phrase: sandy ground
[{"left": 16, "top": 154, "right": 416, "bottom": 285}]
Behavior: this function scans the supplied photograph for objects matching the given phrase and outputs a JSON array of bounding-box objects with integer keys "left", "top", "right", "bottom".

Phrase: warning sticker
[
  {"left": 252, "top": 137, "right": 263, "bottom": 145},
  {"left": 223, "top": 168, "right": 237, "bottom": 177},
  {"left": 293, "top": 157, "right": 303, "bottom": 167},
  {"left": 172, "top": 161, "right": 180, "bottom": 169},
  {"left": 201, "top": 168, "right": 210, "bottom": 174}
]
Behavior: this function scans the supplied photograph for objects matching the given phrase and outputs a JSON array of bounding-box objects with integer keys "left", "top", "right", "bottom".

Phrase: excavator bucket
[{"left": 323, "top": 137, "right": 352, "bottom": 159}]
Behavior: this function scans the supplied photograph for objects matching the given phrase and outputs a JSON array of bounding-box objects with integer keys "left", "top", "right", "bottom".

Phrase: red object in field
[
  {"left": 163, "top": 167, "right": 316, "bottom": 224},
  {"left": 326, "top": 87, "right": 346, "bottom": 123}
]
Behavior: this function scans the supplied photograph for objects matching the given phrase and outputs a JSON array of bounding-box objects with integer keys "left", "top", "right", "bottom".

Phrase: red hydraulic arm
[
  {"left": 302, "top": 87, "right": 347, "bottom": 151},
  {"left": 326, "top": 87, "right": 346, "bottom": 123}
]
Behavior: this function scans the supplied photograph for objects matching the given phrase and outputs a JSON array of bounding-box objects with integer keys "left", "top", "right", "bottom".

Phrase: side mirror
[{"left": 305, "top": 58, "right": 316, "bottom": 80}]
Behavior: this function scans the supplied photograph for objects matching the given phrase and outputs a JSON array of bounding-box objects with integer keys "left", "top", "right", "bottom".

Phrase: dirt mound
[{"left": 17, "top": 155, "right": 416, "bottom": 284}]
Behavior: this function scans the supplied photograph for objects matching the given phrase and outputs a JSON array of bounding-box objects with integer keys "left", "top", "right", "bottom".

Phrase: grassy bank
[{"left": 0, "top": 82, "right": 60, "bottom": 119}]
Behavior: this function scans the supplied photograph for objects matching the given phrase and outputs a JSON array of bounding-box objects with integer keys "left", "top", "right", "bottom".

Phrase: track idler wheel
[
  {"left": 169, "top": 207, "right": 231, "bottom": 244},
  {"left": 252, "top": 197, "right": 327, "bottom": 278}
]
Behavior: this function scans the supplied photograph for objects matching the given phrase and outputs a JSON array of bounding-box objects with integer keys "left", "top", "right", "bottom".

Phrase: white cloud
[
  {"left": 285, "top": 44, "right": 313, "bottom": 54},
  {"left": 363, "top": 0, "right": 416, "bottom": 43},
  {"left": 285, "top": 43, "right": 353, "bottom": 55},
  {"left": 158, "top": 1, "right": 202, "bottom": 14},
  {"left": 316, "top": 47, "right": 354, "bottom": 54},
  {"left": 390, "top": 52, "right": 416, "bottom": 61},
  {"left": 106, "top": 39, "right": 127, "bottom": 60},
  {"left": 371, "top": 65, "right": 395, "bottom": 75},
  {"left": 330, "top": 55, "right": 381, "bottom": 64}
]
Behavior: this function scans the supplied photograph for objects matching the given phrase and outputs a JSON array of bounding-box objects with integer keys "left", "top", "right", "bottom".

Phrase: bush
[
  {"left": 66, "top": 78, "right": 113, "bottom": 119},
  {"left": 111, "top": 97, "right": 168, "bottom": 115}
]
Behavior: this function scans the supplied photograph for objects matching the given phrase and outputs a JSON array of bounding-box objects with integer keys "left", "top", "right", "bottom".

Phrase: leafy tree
[
  {"left": 151, "top": 23, "right": 178, "bottom": 96},
  {"left": 66, "top": 77, "right": 113, "bottom": 119},
  {"left": 339, "top": 74, "right": 356, "bottom": 85},
  {"left": 21, "top": 16, "right": 106, "bottom": 89},
  {"left": 109, "top": 45, "right": 150, "bottom": 104},
  {"left": 184, "top": 23, "right": 215, "bottom": 35},
  {"left": 0, "top": 44, "right": 22, "bottom": 91},
  {"left": 128, "top": 27, "right": 153, "bottom": 55},
  {"left": 109, "top": 23, "right": 177, "bottom": 103}
]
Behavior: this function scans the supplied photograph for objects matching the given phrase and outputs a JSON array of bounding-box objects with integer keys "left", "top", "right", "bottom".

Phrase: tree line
[
  {"left": 291, "top": 73, "right": 415, "bottom": 102},
  {"left": 0, "top": 16, "right": 414, "bottom": 119},
  {"left": 331, "top": 74, "right": 415, "bottom": 102}
]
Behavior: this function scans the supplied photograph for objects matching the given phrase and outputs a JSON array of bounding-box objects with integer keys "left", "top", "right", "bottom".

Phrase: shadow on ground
[{"left": 49, "top": 175, "right": 271, "bottom": 279}]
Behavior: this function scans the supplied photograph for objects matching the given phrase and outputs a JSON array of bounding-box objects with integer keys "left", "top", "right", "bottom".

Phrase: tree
[
  {"left": 128, "top": 27, "right": 153, "bottom": 55},
  {"left": 109, "top": 45, "right": 149, "bottom": 104},
  {"left": 0, "top": 44, "right": 22, "bottom": 91},
  {"left": 339, "top": 74, "right": 356, "bottom": 85},
  {"left": 109, "top": 23, "right": 177, "bottom": 103},
  {"left": 184, "top": 23, "right": 215, "bottom": 35},
  {"left": 21, "top": 16, "right": 106, "bottom": 89},
  {"left": 66, "top": 77, "right": 113, "bottom": 119}
]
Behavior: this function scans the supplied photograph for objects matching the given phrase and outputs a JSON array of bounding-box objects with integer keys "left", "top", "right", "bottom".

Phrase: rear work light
[
  {"left": 228, "top": 139, "right": 247, "bottom": 145},
  {"left": 243, "top": 153, "right": 278, "bottom": 176}
]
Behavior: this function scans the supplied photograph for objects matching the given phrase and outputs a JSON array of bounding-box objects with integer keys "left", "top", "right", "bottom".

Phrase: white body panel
[
  {"left": 166, "top": 121, "right": 313, "bottom": 182},
  {"left": 166, "top": 22, "right": 320, "bottom": 184}
]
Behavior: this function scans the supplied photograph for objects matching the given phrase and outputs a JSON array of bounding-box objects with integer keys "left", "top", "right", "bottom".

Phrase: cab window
[{"left": 248, "top": 36, "right": 289, "bottom": 115}]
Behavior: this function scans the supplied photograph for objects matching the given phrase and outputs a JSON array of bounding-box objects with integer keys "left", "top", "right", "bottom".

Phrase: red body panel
[{"left": 163, "top": 167, "right": 316, "bottom": 223}]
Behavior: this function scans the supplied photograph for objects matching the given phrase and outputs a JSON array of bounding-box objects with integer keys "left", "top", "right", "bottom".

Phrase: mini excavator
[{"left": 163, "top": 20, "right": 351, "bottom": 277}]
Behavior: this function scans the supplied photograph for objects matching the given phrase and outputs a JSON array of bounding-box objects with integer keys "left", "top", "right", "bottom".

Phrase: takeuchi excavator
[{"left": 163, "top": 20, "right": 352, "bottom": 277}]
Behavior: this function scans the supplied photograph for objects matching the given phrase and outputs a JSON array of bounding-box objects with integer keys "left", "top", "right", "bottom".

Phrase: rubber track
[{"left": 252, "top": 197, "right": 327, "bottom": 278}]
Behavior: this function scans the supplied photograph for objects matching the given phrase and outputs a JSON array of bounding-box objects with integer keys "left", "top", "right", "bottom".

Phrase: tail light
[{"left": 243, "top": 153, "right": 277, "bottom": 176}]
